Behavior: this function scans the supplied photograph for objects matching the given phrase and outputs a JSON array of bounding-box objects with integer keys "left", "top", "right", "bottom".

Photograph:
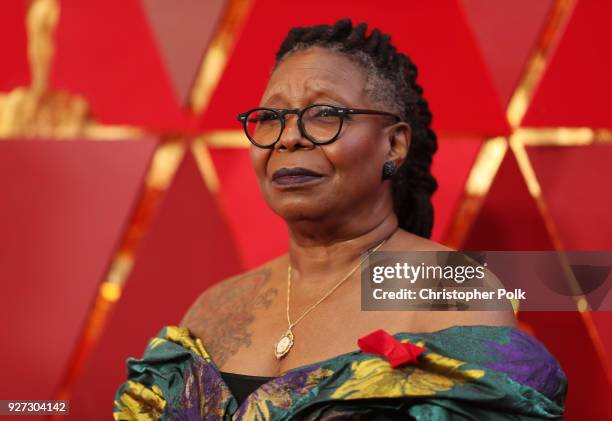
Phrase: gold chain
[{"left": 286, "top": 236, "right": 389, "bottom": 330}]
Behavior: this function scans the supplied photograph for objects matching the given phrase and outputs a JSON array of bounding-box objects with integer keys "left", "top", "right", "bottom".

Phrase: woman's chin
[
  {"left": 269, "top": 201, "right": 331, "bottom": 223},
  {"left": 263, "top": 178, "right": 331, "bottom": 209}
]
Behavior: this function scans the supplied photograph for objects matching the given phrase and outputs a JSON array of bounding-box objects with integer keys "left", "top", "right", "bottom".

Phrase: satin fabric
[{"left": 113, "top": 325, "right": 566, "bottom": 420}]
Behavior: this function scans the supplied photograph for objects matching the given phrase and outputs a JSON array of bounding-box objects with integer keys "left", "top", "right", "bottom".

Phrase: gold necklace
[{"left": 274, "top": 236, "right": 390, "bottom": 359}]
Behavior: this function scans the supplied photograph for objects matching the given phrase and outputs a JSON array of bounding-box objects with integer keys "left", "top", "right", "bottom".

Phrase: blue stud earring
[{"left": 382, "top": 160, "right": 397, "bottom": 180}]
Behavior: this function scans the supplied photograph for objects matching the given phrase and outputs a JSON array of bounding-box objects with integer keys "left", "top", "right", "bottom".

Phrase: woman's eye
[
  {"left": 250, "top": 112, "right": 278, "bottom": 123},
  {"left": 314, "top": 108, "right": 339, "bottom": 118},
  {"left": 261, "top": 112, "right": 277, "bottom": 121}
]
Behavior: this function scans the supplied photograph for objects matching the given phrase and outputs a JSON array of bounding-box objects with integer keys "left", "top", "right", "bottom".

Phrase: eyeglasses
[{"left": 237, "top": 103, "right": 402, "bottom": 148}]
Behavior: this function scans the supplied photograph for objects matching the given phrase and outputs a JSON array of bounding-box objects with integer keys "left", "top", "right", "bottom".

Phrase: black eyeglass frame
[{"left": 237, "top": 103, "right": 403, "bottom": 149}]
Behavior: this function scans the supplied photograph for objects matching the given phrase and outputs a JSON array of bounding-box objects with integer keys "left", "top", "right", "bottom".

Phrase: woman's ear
[{"left": 387, "top": 122, "right": 411, "bottom": 166}]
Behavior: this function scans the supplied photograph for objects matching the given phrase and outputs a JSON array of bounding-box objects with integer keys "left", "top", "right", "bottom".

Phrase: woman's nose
[{"left": 275, "top": 115, "right": 314, "bottom": 151}]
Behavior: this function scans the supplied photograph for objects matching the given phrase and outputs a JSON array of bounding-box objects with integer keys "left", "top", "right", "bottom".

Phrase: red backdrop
[{"left": 0, "top": 0, "right": 610, "bottom": 419}]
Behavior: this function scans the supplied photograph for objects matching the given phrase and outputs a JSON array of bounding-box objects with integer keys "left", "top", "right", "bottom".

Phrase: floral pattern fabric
[{"left": 113, "top": 325, "right": 567, "bottom": 420}]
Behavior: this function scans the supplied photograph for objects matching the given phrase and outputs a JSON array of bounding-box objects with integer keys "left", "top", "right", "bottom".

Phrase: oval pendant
[{"left": 274, "top": 329, "right": 294, "bottom": 359}]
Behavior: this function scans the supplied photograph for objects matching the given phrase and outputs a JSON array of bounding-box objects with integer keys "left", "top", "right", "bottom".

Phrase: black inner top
[{"left": 219, "top": 371, "right": 276, "bottom": 406}]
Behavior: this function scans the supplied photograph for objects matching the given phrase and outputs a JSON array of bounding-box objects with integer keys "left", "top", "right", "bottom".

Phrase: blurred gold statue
[
  {"left": 0, "top": 0, "right": 90, "bottom": 138},
  {"left": 28, "top": 0, "right": 60, "bottom": 94}
]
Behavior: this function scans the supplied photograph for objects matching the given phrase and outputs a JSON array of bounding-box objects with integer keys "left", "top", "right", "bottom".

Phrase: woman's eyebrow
[
  {"left": 306, "top": 86, "right": 349, "bottom": 103},
  {"left": 261, "top": 88, "right": 354, "bottom": 108},
  {"left": 259, "top": 92, "right": 283, "bottom": 107}
]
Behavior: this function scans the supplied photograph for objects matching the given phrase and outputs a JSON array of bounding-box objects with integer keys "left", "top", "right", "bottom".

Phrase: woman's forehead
[{"left": 262, "top": 48, "right": 368, "bottom": 106}]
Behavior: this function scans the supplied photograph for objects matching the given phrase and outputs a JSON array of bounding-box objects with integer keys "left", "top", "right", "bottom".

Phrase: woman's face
[{"left": 250, "top": 47, "right": 409, "bottom": 224}]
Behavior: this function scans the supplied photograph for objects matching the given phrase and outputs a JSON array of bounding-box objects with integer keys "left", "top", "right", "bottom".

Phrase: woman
[{"left": 114, "top": 19, "right": 566, "bottom": 420}]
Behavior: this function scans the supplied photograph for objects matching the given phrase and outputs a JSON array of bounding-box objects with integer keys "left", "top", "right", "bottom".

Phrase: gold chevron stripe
[
  {"left": 506, "top": 0, "right": 577, "bottom": 128},
  {"left": 189, "top": 0, "right": 254, "bottom": 114}
]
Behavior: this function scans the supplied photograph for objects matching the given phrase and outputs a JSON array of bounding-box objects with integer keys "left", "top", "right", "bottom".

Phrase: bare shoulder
[
  {"left": 179, "top": 254, "right": 286, "bottom": 331},
  {"left": 392, "top": 230, "right": 516, "bottom": 329}
]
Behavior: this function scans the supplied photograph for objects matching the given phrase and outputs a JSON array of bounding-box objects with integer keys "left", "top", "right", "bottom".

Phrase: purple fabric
[
  {"left": 483, "top": 329, "right": 565, "bottom": 399},
  {"left": 170, "top": 358, "right": 232, "bottom": 421},
  {"left": 234, "top": 365, "right": 323, "bottom": 418}
]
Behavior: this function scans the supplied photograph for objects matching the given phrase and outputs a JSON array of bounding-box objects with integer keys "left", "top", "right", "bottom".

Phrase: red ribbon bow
[{"left": 357, "top": 329, "right": 425, "bottom": 367}]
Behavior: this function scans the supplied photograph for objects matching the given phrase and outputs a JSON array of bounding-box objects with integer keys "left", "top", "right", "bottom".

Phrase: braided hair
[{"left": 275, "top": 19, "right": 438, "bottom": 238}]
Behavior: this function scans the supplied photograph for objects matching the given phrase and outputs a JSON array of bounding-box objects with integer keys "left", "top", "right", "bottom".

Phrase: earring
[{"left": 382, "top": 160, "right": 397, "bottom": 180}]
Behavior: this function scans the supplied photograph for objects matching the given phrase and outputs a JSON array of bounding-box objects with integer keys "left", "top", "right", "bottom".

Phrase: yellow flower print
[
  {"left": 330, "top": 347, "right": 485, "bottom": 400},
  {"left": 113, "top": 380, "right": 166, "bottom": 421},
  {"left": 149, "top": 326, "right": 210, "bottom": 360}
]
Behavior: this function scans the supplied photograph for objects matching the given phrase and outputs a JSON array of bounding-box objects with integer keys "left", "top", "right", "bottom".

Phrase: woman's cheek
[
  {"left": 324, "top": 133, "right": 382, "bottom": 173},
  {"left": 249, "top": 147, "right": 268, "bottom": 179}
]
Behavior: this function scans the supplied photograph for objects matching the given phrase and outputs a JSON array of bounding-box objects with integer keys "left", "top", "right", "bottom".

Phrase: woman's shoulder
[
  {"left": 179, "top": 254, "right": 287, "bottom": 334},
  {"left": 391, "top": 230, "right": 517, "bottom": 329}
]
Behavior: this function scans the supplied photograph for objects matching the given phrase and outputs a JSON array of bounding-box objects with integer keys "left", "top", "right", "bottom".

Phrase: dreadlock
[{"left": 274, "top": 19, "right": 438, "bottom": 238}]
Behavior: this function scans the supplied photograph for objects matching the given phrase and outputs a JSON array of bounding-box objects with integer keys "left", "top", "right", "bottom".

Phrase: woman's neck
[{"left": 285, "top": 211, "right": 399, "bottom": 284}]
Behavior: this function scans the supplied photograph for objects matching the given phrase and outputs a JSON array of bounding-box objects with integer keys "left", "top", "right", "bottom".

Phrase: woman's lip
[
  {"left": 271, "top": 174, "right": 324, "bottom": 186},
  {"left": 272, "top": 167, "right": 323, "bottom": 180}
]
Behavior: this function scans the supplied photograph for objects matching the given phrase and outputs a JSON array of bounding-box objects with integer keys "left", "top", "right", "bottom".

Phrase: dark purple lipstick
[{"left": 271, "top": 167, "right": 323, "bottom": 185}]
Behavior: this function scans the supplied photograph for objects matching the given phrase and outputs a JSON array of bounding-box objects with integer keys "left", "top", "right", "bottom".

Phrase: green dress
[{"left": 113, "top": 325, "right": 566, "bottom": 420}]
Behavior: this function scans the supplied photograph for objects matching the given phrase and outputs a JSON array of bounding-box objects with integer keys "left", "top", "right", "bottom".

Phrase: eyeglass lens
[{"left": 245, "top": 105, "right": 342, "bottom": 146}]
